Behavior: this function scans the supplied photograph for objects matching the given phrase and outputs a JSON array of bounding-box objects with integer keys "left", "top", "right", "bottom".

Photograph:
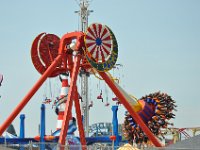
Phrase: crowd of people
[{"left": 123, "top": 91, "right": 177, "bottom": 144}]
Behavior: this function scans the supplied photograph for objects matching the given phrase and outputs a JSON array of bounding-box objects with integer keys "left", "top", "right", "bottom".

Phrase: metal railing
[
  {"left": 0, "top": 142, "right": 118, "bottom": 150},
  {"left": 1, "top": 142, "right": 198, "bottom": 150}
]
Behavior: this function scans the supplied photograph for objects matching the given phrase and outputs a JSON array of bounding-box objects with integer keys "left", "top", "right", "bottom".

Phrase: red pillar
[
  {"left": 74, "top": 86, "right": 87, "bottom": 149},
  {"left": 98, "top": 72, "right": 163, "bottom": 147},
  {"left": 58, "top": 55, "right": 81, "bottom": 146},
  {"left": 0, "top": 55, "right": 63, "bottom": 136}
]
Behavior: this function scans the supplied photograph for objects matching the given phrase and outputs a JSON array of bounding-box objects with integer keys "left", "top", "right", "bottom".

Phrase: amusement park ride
[{"left": 0, "top": 0, "right": 189, "bottom": 149}]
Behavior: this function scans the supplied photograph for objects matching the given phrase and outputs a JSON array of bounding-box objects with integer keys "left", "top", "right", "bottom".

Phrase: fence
[{"left": 0, "top": 142, "right": 119, "bottom": 150}]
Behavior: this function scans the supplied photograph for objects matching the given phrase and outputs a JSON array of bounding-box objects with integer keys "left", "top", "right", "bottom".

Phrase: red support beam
[
  {"left": 0, "top": 55, "right": 63, "bottom": 135},
  {"left": 59, "top": 55, "right": 82, "bottom": 146},
  {"left": 98, "top": 72, "right": 163, "bottom": 147},
  {"left": 74, "top": 86, "right": 87, "bottom": 149}
]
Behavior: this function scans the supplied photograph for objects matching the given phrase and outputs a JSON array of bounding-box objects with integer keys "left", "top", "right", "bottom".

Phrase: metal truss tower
[{"left": 75, "top": 0, "right": 93, "bottom": 136}]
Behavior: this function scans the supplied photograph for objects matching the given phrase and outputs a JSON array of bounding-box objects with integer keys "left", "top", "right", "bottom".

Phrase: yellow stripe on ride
[{"left": 113, "top": 82, "right": 142, "bottom": 112}]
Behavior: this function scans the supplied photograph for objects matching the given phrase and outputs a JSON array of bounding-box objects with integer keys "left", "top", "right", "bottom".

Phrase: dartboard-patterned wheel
[
  {"left": 84, "top": 23, "right": 118, "bottom": 72},
  {"left": 85, "top": 23, "right": 112, "bottom": 63}
]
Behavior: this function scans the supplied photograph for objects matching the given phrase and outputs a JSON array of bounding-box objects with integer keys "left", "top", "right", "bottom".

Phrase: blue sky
[{"left": 0, "top": 0, "right": 200, "bottom": 137}]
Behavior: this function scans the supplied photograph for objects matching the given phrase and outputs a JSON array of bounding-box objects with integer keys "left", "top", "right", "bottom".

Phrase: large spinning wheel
[
  {"left": 123, "top": 92, "right": 177, "bottom": 144},
  {"left": 85, "top": 23, "right": 112, "bottom": 62},
  {"left": 85, "top": 23, "right": 118, "bottom": 72},
  {"left": 31, "top": 33, "right": 64, "bottom": 77}
]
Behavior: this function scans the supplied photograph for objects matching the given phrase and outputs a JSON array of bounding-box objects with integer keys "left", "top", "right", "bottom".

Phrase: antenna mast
[
  {"left": 75, "top": 0, "right": 93, "bottom": 136},
  {"left": 75, "top": 0, "right": 93, "bottom": 32}
]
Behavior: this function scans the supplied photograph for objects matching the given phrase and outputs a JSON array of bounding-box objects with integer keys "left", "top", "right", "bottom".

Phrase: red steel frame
[
  {"left": 0, "top": 31, "right": 163, "bottom": 148},
  {"left": 58, "top": 54, "right": 86, "bottom": 149},
  {"left": 0, "top": 54, "right": 63, "bottom": 135}
]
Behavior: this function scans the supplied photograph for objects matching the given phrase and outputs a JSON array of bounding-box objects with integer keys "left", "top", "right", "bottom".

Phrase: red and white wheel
[
  {"left": 31, "top": 33, "right": 64, "bottom": 77},
  {"left": 85, "top": 23, "right": 112, "bottom": 63}
]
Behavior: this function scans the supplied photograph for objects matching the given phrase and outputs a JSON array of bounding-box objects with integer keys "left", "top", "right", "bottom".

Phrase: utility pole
[{"left": 75, "top": 0, "right": 93, "bottom": 137}]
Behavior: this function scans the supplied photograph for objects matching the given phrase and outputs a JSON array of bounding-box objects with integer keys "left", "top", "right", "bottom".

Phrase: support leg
[
  {"left": 98, "top": 72, "right": 163, "bottom": 147},
  {"left": 58, "top": 55, "right": 82, "bottom": 146},
  {"left": 74, "top": 86, "right": 87, "bottom": 150},
  {"left": 0, "top": 55, "right": 63, "bottom": 135}
]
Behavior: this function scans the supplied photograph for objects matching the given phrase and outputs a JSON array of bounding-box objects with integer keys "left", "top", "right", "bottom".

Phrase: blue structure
[
  {"left": 19, "top": 114, "right": 25, "bottom": 150},
  {"left": 20, "top": 114, "right": 25, "bottom": 138},
  {"left": 0, "top": 104, "right": 125, "bottom": 149},
  {"left": 86, "top": 105, "right": 123, "bottom": 147},
  {"left": 112, "top": 105, "right": 120, "bottom": 149},
  {"left": 40, "top": 104, "right": 46, "bottom": 150}
]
